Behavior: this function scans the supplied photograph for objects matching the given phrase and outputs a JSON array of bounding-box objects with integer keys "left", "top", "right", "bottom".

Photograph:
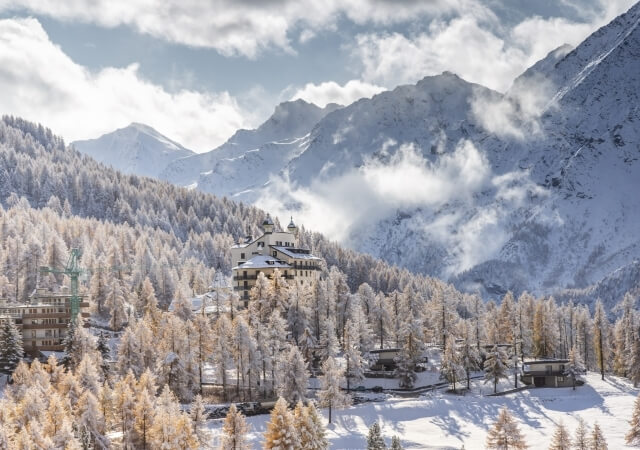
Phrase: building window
[
  {"left": 273, "top": 251, "right": 277, "bottom": 257},
  {"left": 241, "top": 252, "right": 245, "bottom": 259}
]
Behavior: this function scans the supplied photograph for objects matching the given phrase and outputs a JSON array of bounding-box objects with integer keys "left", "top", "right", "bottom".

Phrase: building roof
[
  {"left": 287, "top": 217, "right": 297, "bottom": 228},
  {"left": 262, "top": 214, "right": 274, "bottom": 226},
  {"left": 271, "top": 246, "right": 321, "bottom": 260},
  {"left": 232, "top": 255, "right": 292, "bottom": 270},
  {"left": 523, "top": 359, "right": 570, "bottom": 364}
]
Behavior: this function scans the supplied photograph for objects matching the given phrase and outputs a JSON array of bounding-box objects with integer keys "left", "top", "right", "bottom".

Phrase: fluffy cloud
[
  {"left": 352, "top": 0, "right": 637, "bottom": 92},
  {"left": 290, "top": 80, "right": 385, "bottom": 107},
  {"left": 259, "top": 141, "right": 492, "bottom": 242},
  {"left": 0, "top": 0, "right": 470, "bottom": 57},
  {"left": 0, "top": 17, "right": 248, "bottom": 151}
]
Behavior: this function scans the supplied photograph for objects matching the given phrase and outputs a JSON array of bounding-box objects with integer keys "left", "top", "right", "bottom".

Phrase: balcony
[
  {"left": 22, "top": 312, "right": 70, "bottom": 319},
  {"left": 22, "top": 323, "right": 69, "bottom": 330},
  {"left": 233, "top": 275, "right": 258, "bottom": 281}
]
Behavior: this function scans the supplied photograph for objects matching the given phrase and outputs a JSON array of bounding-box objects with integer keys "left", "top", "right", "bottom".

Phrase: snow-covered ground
[{"left": 206, "top": 372, "right": 639, "bottom": 449}]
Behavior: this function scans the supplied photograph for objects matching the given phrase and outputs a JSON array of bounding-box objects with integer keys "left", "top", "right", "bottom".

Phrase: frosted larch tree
[
  {"left": 460, "top": 322, "right": 481, "bottom": 390},
  {"left": 440, "top": 336, "right": 465, "bottom": 392},
  {"left": 190, "top": 394, "right": 208, "bottom": 446},
  {"left": 593, "top": 300, "right": 608, "bottom": 381},
  {"left": 278, "top": 345, "right": 309, "bottom": 405},
  {"left": 264, "top": 397, "right": 299, "bottom": 450},
  {"left": 318, "top": 356, "right": 351, "bottom": 423},
  {"left": 626, "top": 394, "right": 640, "bottom": 446},
  {"left": 485, "top": 407, "right": 527, "bottom": 449},
  {"left": 319, "top": 314, "right": 340, "bottom": 361},
  {"left": 213, "top": 314, "right": 233, "bottom": 401},
  {"left": 344, "top": 318, "right": 366, "bottom": 392},
  {"left": 306, "top": 402, "right": 329, "bottom": 449},
  {"left": 549, "top": 420, "right": 571, "bottom": 450},
  {"left": 77, "top": 391, "right": 110, "bottom": 449},
  {"left": 589, "top": 422, "right": 607, "bottom": 450},
  {"left": 484, "top": 345, "right": 510, "bottom": 394},
  {"left": 628, "top": 332, "right": 640, "bottom": 387},
  {"left": 134, "top": 387, "right": 155, "bottom": 449},
  {"left": 220, "top": 403, "right": 250, "bottom": 450}
]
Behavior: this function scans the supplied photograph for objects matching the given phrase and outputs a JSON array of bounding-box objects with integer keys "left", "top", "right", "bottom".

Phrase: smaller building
[
  {"left": 521, "top": 359, "right": 581, "bottom": 388},
  {"left": 369, "top": 348, "right": 401, "bottom": 371}
]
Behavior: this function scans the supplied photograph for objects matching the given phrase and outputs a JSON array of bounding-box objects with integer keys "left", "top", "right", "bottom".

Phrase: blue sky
[{"left": 0, "top": 0, "right": 635, "bottom": 151}]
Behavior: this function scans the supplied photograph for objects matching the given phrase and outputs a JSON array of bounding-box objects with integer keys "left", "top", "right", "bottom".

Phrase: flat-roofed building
[{"left": 0, "top": 287, "right": 90, "bottom": 353}]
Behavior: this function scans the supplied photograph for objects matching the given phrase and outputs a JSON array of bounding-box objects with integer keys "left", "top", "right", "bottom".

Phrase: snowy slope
[
  {"left": 72, "top": 123, "right": 194, "bottom": 178},
  {"left": 159, "top": 100, "right": 341, "bottom": 198},
  {"left": 207, "top": 373, "right": 639, "bottom": 449}
]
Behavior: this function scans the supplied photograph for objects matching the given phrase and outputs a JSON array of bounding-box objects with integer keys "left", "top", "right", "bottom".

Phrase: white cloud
[
  {"left": 259, "top": 141, "right": 492, "bottom": 242},
  {"left": 0, "top": 17, "right": 248, "bottom": 151},
  {"left": 0, "top": 0, "right": 471, "bottom": 58},
  {"left": 352, "top": 0, "right": 637, "bottom": 93},
  {"left": 290, "top": 80, "right": 385, "bottom": 107},
  {"left": 259, "top": 140, "right": 550, "bottom": 273}
]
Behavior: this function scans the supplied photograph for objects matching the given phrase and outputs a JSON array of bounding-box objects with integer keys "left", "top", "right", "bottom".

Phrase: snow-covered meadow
[{"left": 207, "top": 373, "right": 638, "bottom": 449}]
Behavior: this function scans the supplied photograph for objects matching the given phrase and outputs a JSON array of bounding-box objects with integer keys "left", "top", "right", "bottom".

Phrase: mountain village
[{"left": 1, "top": 1, "right": 640, "bottom": 449}]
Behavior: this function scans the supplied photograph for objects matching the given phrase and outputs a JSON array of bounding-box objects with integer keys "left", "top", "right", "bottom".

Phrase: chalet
[
  {"left": 521, "top": 359, "right": 581, "bottom": 388},
  {"left": 230, "top": 215, "right": 322, "bottom": 306}
]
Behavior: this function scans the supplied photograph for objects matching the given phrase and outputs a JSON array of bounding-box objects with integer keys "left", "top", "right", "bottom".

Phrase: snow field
[{"left": 207, "top": 373, "right": 638, "bottom": 449}]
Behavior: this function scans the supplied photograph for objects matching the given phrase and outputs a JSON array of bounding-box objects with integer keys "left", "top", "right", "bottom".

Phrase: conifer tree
[
  {"left": 344, "top": 318, "right": 366, "bottom": 391},
  {"left": 134, "top": 388, "right": 155, "bottom": 449},
  {"left": 220, "top": 403, "right": 249, "bottom": 450},
  {"left": 390, "top": 436, "right": 403, "bottom": 450},
  {"left": 628, "top": 332, "right": 640, "bottom": 388},
  {"left": 593, "top": 300, "right": 608, "bottom": 381},
  {"left": 626, "top": 394, "right": 640, "bottom": 446},
  {"left": 264, "top": 397, "right": 299, "bottom": 449},
  {"left": 0, "top": 319, "right": 23, "bottom": 373},
  {"left": 318, "top": 356, "right": 351, "bottom": 423},
  {"left": 306, "top": 401, "right": 329, "bottom": 450},
  {"left": 77, "top": 391, "right": 110, "bottom": 449},
  {"left": 460, "top": 323, "right": 481, "bottom": 390},
  {"left": 589, "top": 422, "right": 607, "bottom": 450},
  {"left": 278, "top": 345, "right": 309, "bottom": 405},
  {"left": 440, "top": 336, "right": 465, "bottom": 391},
  {"left": 190, "top": 394, "right": 208, "bottom": 446},
  {"left": 367, "top": 422, "right": 387, "bottom": 450},
  {"left": 565, "top": 346, "right": 585, "bottom": 391},
  {"left": 485, "top": 407, "right": 527, "bottom": 449},
  {"left": 549, "top": 420, "right": 571, "bottom": 450},
  {"left": 213, "top": 315, "right": 233, "bottom": 401},
  {"left": 484, "top": 345, "right": 510, "bottom": 394}
]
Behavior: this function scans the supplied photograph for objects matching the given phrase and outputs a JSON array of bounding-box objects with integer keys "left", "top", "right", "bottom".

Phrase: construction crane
[{"left": 39, "top": 247, "right": 83, "bottom": 322}]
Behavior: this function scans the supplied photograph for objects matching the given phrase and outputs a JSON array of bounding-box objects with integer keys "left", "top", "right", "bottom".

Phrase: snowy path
[{"left": 206, "top": 373, "right": 639, "bottom": 449}]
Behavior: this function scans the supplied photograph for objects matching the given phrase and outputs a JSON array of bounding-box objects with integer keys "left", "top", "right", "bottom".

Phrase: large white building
[{"left": 231, "top": 215, "right": 322, "bottom": 306}]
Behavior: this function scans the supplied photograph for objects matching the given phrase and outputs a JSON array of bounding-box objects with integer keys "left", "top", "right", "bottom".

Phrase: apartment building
[{"left": 0, "top": 287, "right": 90, "bottom": 353}]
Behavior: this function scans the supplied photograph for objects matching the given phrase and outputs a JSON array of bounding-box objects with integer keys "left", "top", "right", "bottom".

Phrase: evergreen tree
[
  {"left": 134, "top": 388, "right": 155, "bottom": 450},
  {"left": 318, "top": 356, "right": 351, "bottom": 423},
  {"left": 440, "top": 336, "right": 465, "bottom": 392},
  {"left": 77, "top": 391, "right": 110, "bottom": 449},
  {"left": 263, "top": 397, "right": 299, "bottom": 449},
  {"left": 589, "top": 422, "right": 607, "bottom": 450},
  {"left": 484, "top": 345, "right": 510, "bottom": 394},
  {"left": 460, "top": 323, "right": 481, "bottom": 390},
  {"left": 220, "top": 403, "right": 249, "bottom": 450},
  {"left": 0, "top": 319, "right": 23, "bottom": 373},
  {"left": 485, "top": 407, "right": 527, "bottom": 449},
  {"left": 390, "top": 436, "right": 403, "bottom": 450},
  {"left": 306, "top": 402, "right": 329, "bottom": 450},
  {"left": 626, "top": 394, "right": 640, "bottom": 446},
  {"left": 549, "top": 420, "right": 571, "bottom": 450},
  {"left": 367, "top": 422, "right": 387, "bottom": 450},
  {"left": 628, "top": 332, "right": 640, "bottom": 388},
  {"left": 565, "top": 346, "right": 585, "bottom": 391}
]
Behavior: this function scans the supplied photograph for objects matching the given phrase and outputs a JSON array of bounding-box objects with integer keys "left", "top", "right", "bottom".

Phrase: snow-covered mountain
[
  {"left": 72, "top": 123, "right": 194, "bottom": 178},
  {"left": 71, "top": 2, "right": 640, "bottom": 302},
  {"left": 159, "top": 99, "right": 341, "bottom": 200}
]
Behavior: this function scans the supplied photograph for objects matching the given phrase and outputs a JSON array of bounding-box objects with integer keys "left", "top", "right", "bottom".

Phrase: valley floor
[{"left": 206, "top": 372, "right": 638, "bottom": 449}]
